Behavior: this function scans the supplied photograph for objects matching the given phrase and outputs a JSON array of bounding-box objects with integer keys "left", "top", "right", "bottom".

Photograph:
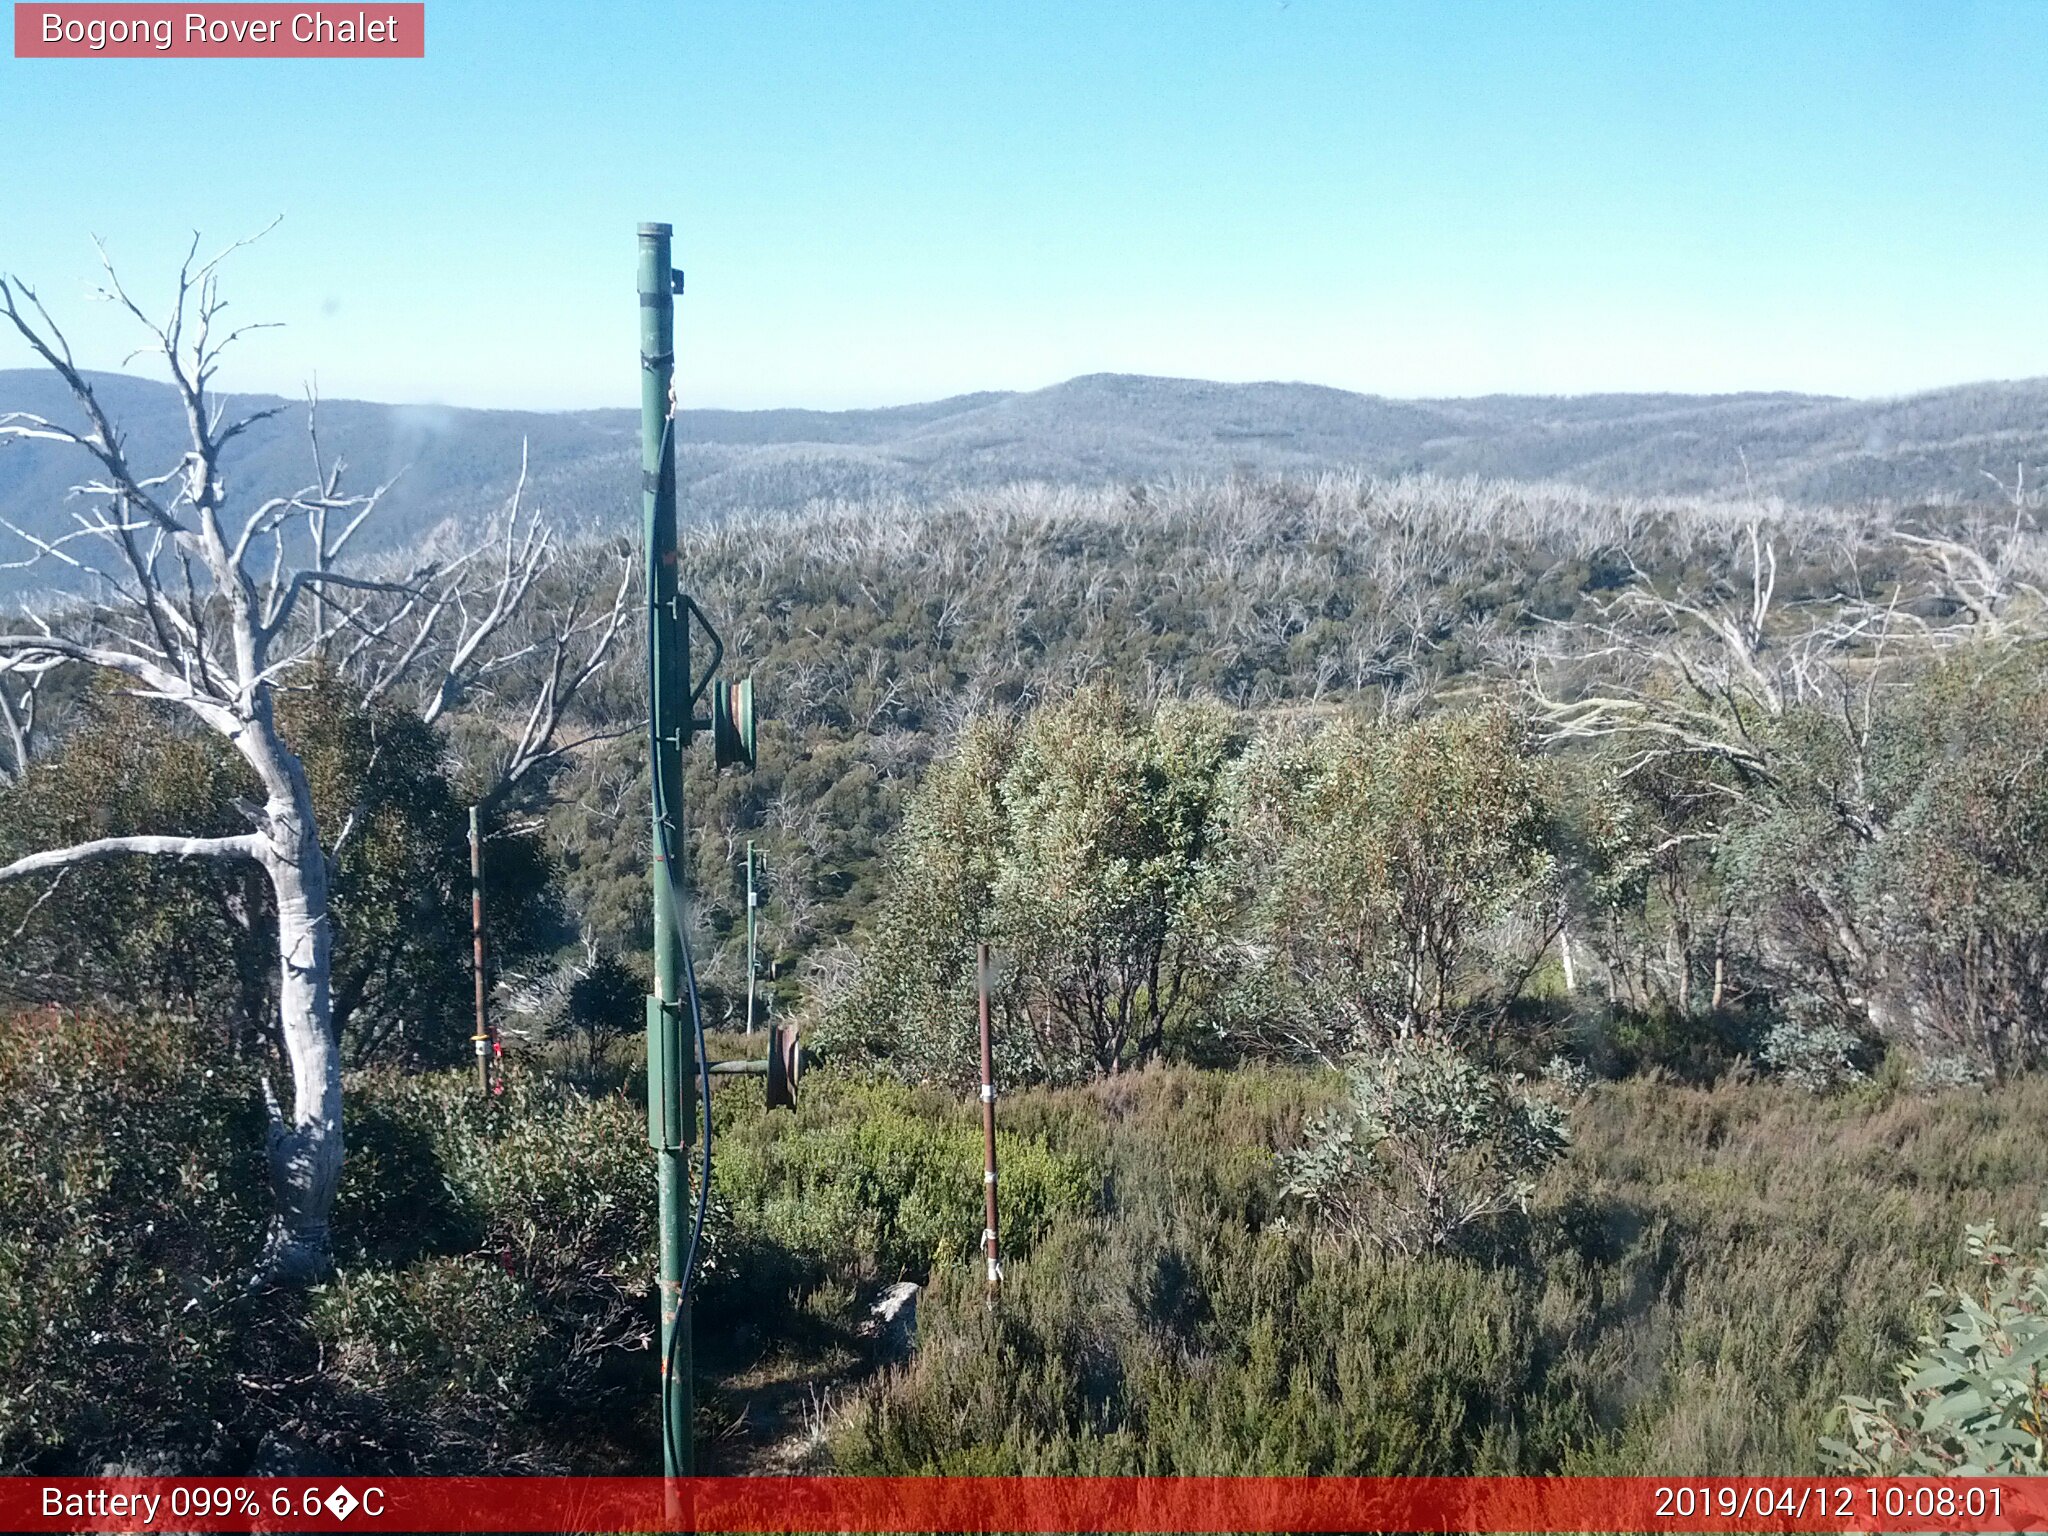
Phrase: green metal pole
[{"left": 639, "top": 221, "right": 694, "bottom": 1477}]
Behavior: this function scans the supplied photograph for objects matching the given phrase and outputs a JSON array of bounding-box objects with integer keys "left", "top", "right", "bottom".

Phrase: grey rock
[{"left": 866, "top": 1280, "right": 920, "bottom": 1362}]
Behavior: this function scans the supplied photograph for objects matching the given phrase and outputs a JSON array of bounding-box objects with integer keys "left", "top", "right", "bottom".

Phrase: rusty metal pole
[
  {"left": 977, "top": 942, "right": 1001, "bottom": 1300},
  {"left": 744, "top": 839, "right": 758, "bottom": 1037},
  {"left": 468, "top": 804, "right": 489, "bottom": 1095}
]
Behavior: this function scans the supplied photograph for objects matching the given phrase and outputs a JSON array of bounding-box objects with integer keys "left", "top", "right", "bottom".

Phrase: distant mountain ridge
[{"left": 3, "top": 368, "right": 2045, "bottom": 595}]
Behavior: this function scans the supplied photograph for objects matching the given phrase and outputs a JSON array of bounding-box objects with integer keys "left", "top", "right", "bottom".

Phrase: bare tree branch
[{"left": 0, "top": 831, "right": 264, "bottom": 882}]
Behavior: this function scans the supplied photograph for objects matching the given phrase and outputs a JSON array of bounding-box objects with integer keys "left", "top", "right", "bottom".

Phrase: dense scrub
[
  {"left": 541, "top": 474, "right": 2042, "bottom": 1048},
  {"left": 0, "top": 1008, "right": 1096, "bottom": 1473},
  {"left": 6, "top": 1010, "right": 2046, "bottom": 1476},
  {"left": 0, "top": 677, "right": 563, "bottom": 1067},
  {"left": 6, "top": 470, "right": 2047, "bottom": 1476},
  {"left": 833, "top": 1065, "right": 2048, "bottom": 1476},
  {"left": 549, "top": 474, "right": 1871, "bottom": 1001}
]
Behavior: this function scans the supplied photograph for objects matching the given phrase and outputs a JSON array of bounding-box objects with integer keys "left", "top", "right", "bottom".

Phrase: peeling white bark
[{"left": 253, "top": 776, "right": 342, "bottom": 1285}]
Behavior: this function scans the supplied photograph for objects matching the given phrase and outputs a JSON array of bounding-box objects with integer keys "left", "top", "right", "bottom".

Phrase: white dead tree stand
[{"left": 0, "top": 237, "right": 628, "bottom": 1284}]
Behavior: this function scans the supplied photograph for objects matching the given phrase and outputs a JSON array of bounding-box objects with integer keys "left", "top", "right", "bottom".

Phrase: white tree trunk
[
  {"left": 1, "top": 252, "right": 620, "bottom": 1291},
  {"left": 249, "top": 727, "right": 343, "bottom": 1286}
]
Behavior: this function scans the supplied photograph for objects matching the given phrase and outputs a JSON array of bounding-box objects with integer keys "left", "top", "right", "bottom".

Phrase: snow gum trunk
[{"left": 254, "top": 751, "right": 342, "bottom": 1286}]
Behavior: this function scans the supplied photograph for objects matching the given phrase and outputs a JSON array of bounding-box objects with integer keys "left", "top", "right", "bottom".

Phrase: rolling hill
[{"left": 3, "top": 367, "right": 2046, "bottom": 596}]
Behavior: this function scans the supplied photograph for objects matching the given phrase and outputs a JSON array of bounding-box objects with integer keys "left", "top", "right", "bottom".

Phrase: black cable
[{"left": 647, "top": 414, "right": 714, "bottom": 1474}]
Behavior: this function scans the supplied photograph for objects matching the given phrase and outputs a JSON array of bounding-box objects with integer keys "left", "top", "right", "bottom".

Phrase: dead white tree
[
  {"left": 0, "top": 238, "right": 627, "bottom": 1283},
  {"left": 335, "top": 464, "right": 635, "bottom": 813},
  {"left": 0, "top": 662, "right": 42, "bottom": 783},
  {"left": 1522, "top": 513, "right": 2045, "bottom": 1035}
]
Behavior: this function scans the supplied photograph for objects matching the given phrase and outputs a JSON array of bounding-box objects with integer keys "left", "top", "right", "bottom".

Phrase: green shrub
[
  {"left": 1759, "top": 1013, "right": 1870, "bottom": 1094},
  {"left": 312, "top": 1256, "right": 548, "bottom": 1419},
  {"left": 711, "top": 1075, "right": 1100, "bottom": 1286},
  {"left": 336, "top": 1068, "right": 660, "bottom": 1432},
  {"left": 824, "top": 688, "right": 1240, "bottom": 1087},
  {"left": 1824, "top": 1215, "right": 2048, "bottom": 1474},
  {"left": 1223, "top": 707, "right": 1558, "bottom": 1060},
  {"left": 1279, "top": 1041, "right": 1570, "bottom": 1256},
  {"left": 0, "top": 1008, "right": 269, "bottom": 1471},
  {"left": 0, "top": 1015, "right": 664, "bottom": 1473}
]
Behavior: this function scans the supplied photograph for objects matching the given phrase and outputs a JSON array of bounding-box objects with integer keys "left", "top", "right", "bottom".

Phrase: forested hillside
[
  {"left": 6, "top": 465, "right": 2048, "bottom": 1477},
  {"left": 9, "top": 367, "right": 2048, "bottom": 599}
]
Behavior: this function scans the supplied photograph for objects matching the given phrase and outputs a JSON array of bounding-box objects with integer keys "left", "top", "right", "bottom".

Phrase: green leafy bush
[
  {"left": 335, "top": 1068, "right": 660, "bottom": 1425},
  {"left": 1824, "top": 1215, "right": 2048, "bottom": 1474},
  {"left": 1278, "top": 1040, "right": 1570, "bottom": 1256},
  {"left": 0, "top": 675, "right": 562, "bottom": 1068},
  {"left": 1224, "top": 707, "right": 1559, "bottom": 1061},
  {"left": 311, "top": 1256, "right": 548, "bottom": 1418},
  {"left": 823, "top": 687, "right": 1239, "bottom": 1086},
  {"left": 0, "top": 1008, "right": 268, "bottom": 1470},
  {"left": 711, "top": 1075, "right": 1100, "bottom": 1286},
  {"left": 1759, "top": 1013, "right": 1869, "bottom": 1094}
]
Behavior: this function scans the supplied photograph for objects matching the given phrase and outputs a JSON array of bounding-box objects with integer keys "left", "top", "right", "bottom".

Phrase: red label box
[{"left": 14, "top": 3, "right": 424, "bottom": 56}]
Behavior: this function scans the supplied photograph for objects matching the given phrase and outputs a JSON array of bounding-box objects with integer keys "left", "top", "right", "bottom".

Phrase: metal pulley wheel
[
  {"left": 713, "top": 675, "right": 756, "bottom": 771},
  {"left": 765, "top": 1021, "right": 803, "bottom": 1110}
]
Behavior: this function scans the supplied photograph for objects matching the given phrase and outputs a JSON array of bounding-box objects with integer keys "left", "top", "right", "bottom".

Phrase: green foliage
[
  {"left": 13, "top": 994, "right": 2048, "bottom": 1478},
  {"left": 335, "top": 1068, "right": 658, "bottom": 1401},
  {"left": 0, "top": 673, "right": 560, "bottom": 1066},
  {"left": 557, "top": 475, "right": 1770, "bottom": 1003},
  {"left": 281, "top": 673, "right": 561, "bottom": 1067},
  {"left": 0, "top": 687, "right": 271, "bottom": 1038},
  {"left": 1825, "top": 1215, "right": 2048, "bottom": 1474},
  {"left": 1721, "top": 659, "right": 2048, "bottom": 1077},
  {"left": 1758, "top": 1013, "right": 1869, "bottom": 1094},
  {"left": 0, "top": 1008, "right": 267, "bottom": 1470},
  {"left": 834, "top": 697, "right": 1566, "bottom": 1082},
  {"left": 1279, "top": 1039, "right": 1571, "bottom": 1255},
  {"left": 0, "top": 1005, "right": 659, "bottom": 1473},
  {"left": 838, "top": 1223, "right": 1555, "bottom": 1475},
  {"left": 835, "top": 1064, "right": 2048, "bottom": 1477},
  {"left": 1225, "top": 707, "right": 1558, "bottom": 1059},
  {"left": 311, "top": 1256, "right": 548, "bottom": 1419},
  {"left": 19, "top": 470, "right": 2048, "bottom": 1481},
  {"left": 710, "top": 1074, "right": 1100, "bottom": 1289},
  {"left": 827, "top": 687, "right": 1240, "bottom": 1085},
  {"left": 1549, "top": 746, "right": 1754, "bottom": 1031},
  {"left": 564, "top": 946, "right": 644, "bottom": 1066}
]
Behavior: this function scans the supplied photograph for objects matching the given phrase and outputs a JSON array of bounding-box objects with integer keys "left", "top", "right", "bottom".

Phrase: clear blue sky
[{"left": 4, "top": 1, "right": 2046, "bottom": 410}]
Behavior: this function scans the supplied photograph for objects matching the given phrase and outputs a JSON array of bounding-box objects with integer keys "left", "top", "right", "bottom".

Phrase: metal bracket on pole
[{"left": 646, "top": 995, "right": 688, "bottom": 1152}]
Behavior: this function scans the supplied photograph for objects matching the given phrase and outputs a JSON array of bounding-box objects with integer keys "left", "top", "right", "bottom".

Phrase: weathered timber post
[
  {"left": 978, "top": 941, "right": 1001, "bottom": 1300},
  {"left": 744, "top": 839, "right": 758, "bottom": 1037},
  {"left": 468, "top": 804, "right": 490, "bottom": 1096}
]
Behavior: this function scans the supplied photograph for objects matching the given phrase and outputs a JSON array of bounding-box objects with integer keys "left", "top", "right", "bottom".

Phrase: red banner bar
[
  {"left": 13, "top": 4, "right": 423, "bottom": 57},
  {"left": 5, "top": 1476, "right": 2047, "bottom": 1533}
]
